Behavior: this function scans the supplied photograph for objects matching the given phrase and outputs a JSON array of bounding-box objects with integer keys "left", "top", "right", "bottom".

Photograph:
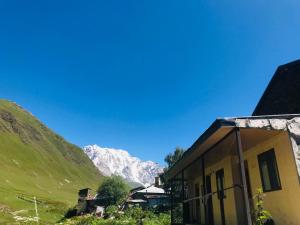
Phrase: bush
[
  {"left": 64, "top": 207, "right": 78, "bottom": 218},
  {"left": 105, "top": 205, "right": 120, "bottom": 219},
  {"left": 58, "top": 210, "right": 171, "bottom": 225},
  {"left": 97, "top": 176, "right": 130, "bottom": 207},
  {"left": 124, "top": 206, "right": 145, "bottom": 221},
  {"left": 143, "top": 213, "right": 170, "bottom": 225},
  {"left": 253, "top": 188, "right": 273, "bottom": 225}
]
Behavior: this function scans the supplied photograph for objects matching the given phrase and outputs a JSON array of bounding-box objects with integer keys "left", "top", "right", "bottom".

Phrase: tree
[
  {"left": 164, "top": 147, "right": 185, "bottom": 168},
  {"left": 160, "top": 147, "right": 185, "bottom": 189},
  {"left": 97, "top": 176, "right": 130, "bottom": 207}
]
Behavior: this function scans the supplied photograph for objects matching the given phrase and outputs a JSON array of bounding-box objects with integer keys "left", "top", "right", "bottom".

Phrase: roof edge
[
  {"left": 166, "top": 118, "right": 236, "bottom": 177},
  {"left": 166, "top": 113, "right": 300, "bottom": 179}
]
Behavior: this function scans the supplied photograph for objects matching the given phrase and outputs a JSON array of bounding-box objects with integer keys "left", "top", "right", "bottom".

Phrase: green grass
[{"left": 0, "top": 99, "right": 103, "bottom": 224}]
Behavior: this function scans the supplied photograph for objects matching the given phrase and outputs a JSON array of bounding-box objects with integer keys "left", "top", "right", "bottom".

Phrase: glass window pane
[
  {"left": 261, "top": 160, "right": 271, "bottom": 191},
  {"left": 258, "top": 149, "right": 281, "bottom": 192},
  {"left": 269, "top": 159, "right": 280, "bottom": 188}
]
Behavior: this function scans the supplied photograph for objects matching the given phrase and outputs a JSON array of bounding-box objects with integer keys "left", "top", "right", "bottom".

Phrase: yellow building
[{"left": 166, "top": 115, "right": 300, "bottom": 225}]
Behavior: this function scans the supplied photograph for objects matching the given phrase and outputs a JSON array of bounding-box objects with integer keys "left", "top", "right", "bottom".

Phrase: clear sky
[{"left": 0, "top": 0, "right": 299, "bottom": 165}]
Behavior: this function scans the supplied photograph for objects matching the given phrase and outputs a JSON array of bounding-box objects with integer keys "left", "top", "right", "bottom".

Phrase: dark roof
[
  {"left": 78, "top": 188, "right": 92, "bottom": 195},
  {"left": 253, "top": 59, "right": 300, "bottom": 116},
  {"left": 79, "top": 188, "right": 92, "bottom": 191}
]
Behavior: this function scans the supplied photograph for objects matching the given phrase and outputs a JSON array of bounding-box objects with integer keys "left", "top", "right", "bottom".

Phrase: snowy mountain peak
[{"left": 83, "top": 145, "right": 163, "bottom": 186}]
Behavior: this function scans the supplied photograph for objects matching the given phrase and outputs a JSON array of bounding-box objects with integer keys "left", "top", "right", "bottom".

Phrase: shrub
[
  {"left": 58, "top": 208, "right": 170, "bottom": 225},
  {"left": 64, "top": 207, "right": 78, "bottom": 218},
  {"left": 105, "top": 205, "right": 120, "bottom": 219},
  {"left": 124, "top": 206, "right": 145, "bottom": 221},
  {"left": 253, "top": 188, "right": 273, "bottom": 225},
  {"left": 97, "top": 176, "right": 130, "bottom": 207},
  {"left": 143, "top": 213, "right": 170, "bottom": 225}
]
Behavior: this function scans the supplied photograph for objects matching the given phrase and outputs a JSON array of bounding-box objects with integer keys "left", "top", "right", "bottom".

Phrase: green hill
[{"left": 0, "top": 99, "right": 103, "bottom": 224}]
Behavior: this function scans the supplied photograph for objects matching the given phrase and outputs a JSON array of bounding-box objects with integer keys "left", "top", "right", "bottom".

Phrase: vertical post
[
  {"left": 201, "top": 156, "right": 206, "bottom": 225},
  {"left": 170, "top": 179, "right": 174, "bottom": 224},
  {"left": 34, "top": 196, "right": 39, "bottom": 225},
  {"left": 235, "top": 128, "right": 252, "bottom": 225},
  {"left": 181, "top": 170, "right": 185, "bottom": 224}
]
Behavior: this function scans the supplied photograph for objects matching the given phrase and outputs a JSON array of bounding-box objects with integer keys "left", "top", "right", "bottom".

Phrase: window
[
  {"left": 258, "top": 149, "right": 281, "bottom": 192},
  {"left": 216, "top": 169, "right": 226, "bottom": 199}
]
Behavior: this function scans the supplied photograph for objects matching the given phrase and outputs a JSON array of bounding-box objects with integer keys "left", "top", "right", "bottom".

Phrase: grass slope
[{"left": 0, "top": 99, "right": 103, "bottom": 224}]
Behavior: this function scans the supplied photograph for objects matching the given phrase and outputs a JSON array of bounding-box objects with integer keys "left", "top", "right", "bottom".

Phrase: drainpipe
[
  {"left": 201, "top": 156, "right": 207, "bottom": 225},
  {"left": 181, "top": 170, "right": 185, "bottom": 224},
  {"left": 235, "top": 128, "right": 253, "bottom": 225}
]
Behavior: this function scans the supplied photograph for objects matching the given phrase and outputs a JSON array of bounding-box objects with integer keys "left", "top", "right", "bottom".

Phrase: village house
[
  {"left": 166, "top": 60, "right": 300, "bottom": 225},
  {"left": 76, "top": 183, "right": 170, "bottom": 216},
  {"left": 76, "top": 188, "right": 105, "bottom": 216},
  {"left": 126, "top": 185, "right": 170, "bottom": 210}
]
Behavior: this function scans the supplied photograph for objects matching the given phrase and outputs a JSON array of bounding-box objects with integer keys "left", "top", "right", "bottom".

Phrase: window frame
[
  {"left": 257, "top": 148, "right": 282, "bottom": 192},
  {"left": 216, "top": 168, "right": 226, "bottom": 199}
]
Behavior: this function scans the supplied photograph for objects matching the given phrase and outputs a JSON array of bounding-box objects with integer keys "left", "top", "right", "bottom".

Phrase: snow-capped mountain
[{"left": 83, "top": 145, "right": 163, "bottom": 186}]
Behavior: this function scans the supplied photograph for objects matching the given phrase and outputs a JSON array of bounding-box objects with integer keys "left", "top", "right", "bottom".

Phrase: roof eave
[
  {"left": 166, "top": 119, "right": 236, "bottom": 179},
  {"left": 166, "top": 113, "right": 300, "bottom": 179}
]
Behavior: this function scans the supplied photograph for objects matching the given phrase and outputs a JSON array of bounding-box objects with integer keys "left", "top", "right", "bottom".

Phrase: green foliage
[
  {"left": 64, "top": 207, "right": 78, "bottom": 219},
  {"left": 164, "top": 147, "right": 185, "bottom": 168},
  {"left": 143, "top": 213, "right": 170, "bottom": 225},
  {"left": 253, "top": 188, "right": 272, "bottom": 225},
  {"left": 124, "top": 206, "right": 146, "bottom": 221},
  {"left": 105, "top": 205, "right": 120, "bottom": 219},
  {"left": 58, "top": 210, "right": 171, "bottom": 225},
  {"left": 0, "top": 99, "right": 103, "bottom": 223},
  {"left": 97, "top": 176, "right": 130, "bottom": 207},
  {"left": 160, "top": 147, "right": 185, "bottom": 188}
]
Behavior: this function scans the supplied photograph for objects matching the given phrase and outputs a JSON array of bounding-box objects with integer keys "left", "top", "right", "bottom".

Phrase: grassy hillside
[{"left": 0, "top": 99, "right": 103, "bottom": 224}]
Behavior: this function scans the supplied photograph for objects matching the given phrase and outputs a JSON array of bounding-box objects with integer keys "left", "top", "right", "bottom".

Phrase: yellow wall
[
  {"left": 205, "top": 156, "right": 238, "bottom": 225},
  {"left": 244, "top": 132, "right": 300, "bottom": 225},
  {"left": 183, "top": 132, "right": 300, "bottom": 225},
  {"left": 187, "top": 176, "right": 206, "bottom": 224}
]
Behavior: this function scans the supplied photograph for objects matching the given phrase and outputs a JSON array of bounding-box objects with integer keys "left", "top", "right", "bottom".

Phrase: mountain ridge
[{"left": 84, "top": 144, "right": 163, "bottom": 186}]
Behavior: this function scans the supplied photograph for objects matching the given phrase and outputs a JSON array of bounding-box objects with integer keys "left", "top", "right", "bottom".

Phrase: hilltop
[{"left": 0, "top": 99, "right": 103, "bottom": 224}]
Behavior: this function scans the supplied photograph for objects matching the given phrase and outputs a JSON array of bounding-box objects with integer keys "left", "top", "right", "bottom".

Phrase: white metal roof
[
  {"left": 127, "top": 199, "right": 147, "bottom": 203},
  {"left": 137, "top": 186, "right": 165, "bottom": 194}
]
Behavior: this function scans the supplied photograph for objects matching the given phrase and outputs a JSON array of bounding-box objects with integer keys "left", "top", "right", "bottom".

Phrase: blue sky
[{"left": 0, "top": 0, "right": 299, "bottom": 165}]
